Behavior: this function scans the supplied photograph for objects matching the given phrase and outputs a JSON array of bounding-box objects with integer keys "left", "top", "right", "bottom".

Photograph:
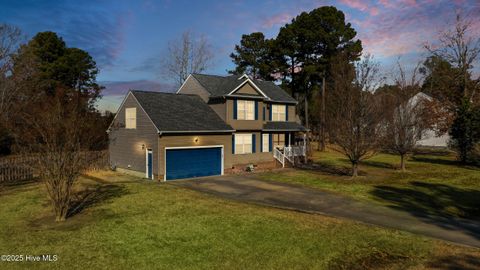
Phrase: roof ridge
[
  {"left": 131, "top": 90, "right": 199, "bottom": 97},
  {"left": 192, "top": 73, "right": 227, "bottom": 78}
]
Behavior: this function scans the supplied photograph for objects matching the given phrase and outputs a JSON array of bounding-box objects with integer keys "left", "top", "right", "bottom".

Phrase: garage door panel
[{"left": 166, "top": 147, "right": 222, "bottom": 180}]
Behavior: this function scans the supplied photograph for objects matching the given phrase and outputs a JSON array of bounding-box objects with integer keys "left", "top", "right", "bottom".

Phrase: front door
[{"left": 146, "top": 149, "right": 153, "bottom": 179}]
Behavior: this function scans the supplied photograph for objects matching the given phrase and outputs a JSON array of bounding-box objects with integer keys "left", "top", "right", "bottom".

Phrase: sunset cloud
[
  {"left": 339, "top": 0, "right": 379, "bottom": 15},
  {"left": 261, "top": 13, "right": 293, "bottom": 29}
]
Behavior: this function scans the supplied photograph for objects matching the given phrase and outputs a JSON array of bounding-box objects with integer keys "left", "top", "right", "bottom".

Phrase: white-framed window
[
  {"left": 237, "top": 100, "right": 255, "bottom": 120},
  {"left": 125, "top": 108, "right": 136, "bottom": 129},
  {"left": 235, "top": 134, "right": 252, "bottom": 154},
  {"left": 262, "top": 134, "right": 269, "bottom": 152},
  {"left": 272, "top": 105, "right": 286, "bottom": 121},
  {"left": 273, "top": 134, "right": 285, "bottom": 149}
]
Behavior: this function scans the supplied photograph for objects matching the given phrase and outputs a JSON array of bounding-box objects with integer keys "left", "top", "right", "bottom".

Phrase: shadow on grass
[
  {"left": 371, "top": 181, "right": 480, "bottom": 239},
  {"left": 68, "top": 184, "right": 128, "bottom": 218},
  {"left": 428, "top": 254, "right": 480, "bottom": 270},
  {"left": 411, "top": 156, "right": 462, "bottom": 167},
  {"left": 297, "top": 161, "right": 352, "bottom": 176},
  {"left": 361, "top": 160, "right": 395, "bottom": 170}
]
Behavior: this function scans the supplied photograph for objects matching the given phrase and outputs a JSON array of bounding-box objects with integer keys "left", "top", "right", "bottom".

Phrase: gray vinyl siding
[
  {"left": 178, "top": 76, "right": 210, "bottom": 102},
  {"left": 108, "top": 93, "right": 159, "bottom": 177}
]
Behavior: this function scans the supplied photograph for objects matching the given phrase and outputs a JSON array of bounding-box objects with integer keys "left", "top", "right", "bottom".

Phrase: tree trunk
[
  {"left": 305, "top": 92, "right": 311, "bottom": 158},
  {"left": 352, "top": 162, "right": 359, "bottom": 177},
  {"left": 320, "top": 76, "right": 326, "bottom": 152},
  {"left": 400, "top": 154, "right": 406, "bottom": 171},
  {"left": 55, "top": 205, "right": 68, "bottom": 222},
  {"left": 316, "top": 130, "right": 320, "bottom": 151}
]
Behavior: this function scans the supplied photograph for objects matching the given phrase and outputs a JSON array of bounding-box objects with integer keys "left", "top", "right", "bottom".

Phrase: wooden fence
[{"left": 0, "top": 150, "right": 109, "bottom": 184}]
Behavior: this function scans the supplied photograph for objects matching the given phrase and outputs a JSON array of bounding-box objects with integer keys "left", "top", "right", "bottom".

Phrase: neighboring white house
[{"left": 410, "top": 92, "right": 450, "bottom": 148}]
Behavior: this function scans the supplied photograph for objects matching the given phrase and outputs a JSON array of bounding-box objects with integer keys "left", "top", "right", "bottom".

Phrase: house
[
  {"left": 107, "top": 74, "right": 307, "bottom": 180},
  {"left": 410, "top": 92, "right": 450, "bottom": 148}
]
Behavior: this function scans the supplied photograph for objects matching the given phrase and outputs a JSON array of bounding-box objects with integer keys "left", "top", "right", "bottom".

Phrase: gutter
[{"left": 159, "top": 130, "right": 236, "bottom": 134}]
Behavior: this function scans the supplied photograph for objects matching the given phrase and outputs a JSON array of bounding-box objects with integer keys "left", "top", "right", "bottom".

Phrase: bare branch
[{"left": 160, "top": 31, "right": 214, "bottom": 87}]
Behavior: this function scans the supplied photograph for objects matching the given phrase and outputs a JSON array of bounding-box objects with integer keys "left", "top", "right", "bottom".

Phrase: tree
[
  {"left": 161, "top": 31, "right": 214, "bottom": 87},
  {"left": 0, "top": 24, "right": 23, "bottom": 118},
  {"left": 425, "top": 12, "right": 480, "bottom": 105},
  {"left": 275, "top": 6, "right": 362, "bottom": 151},
  {"left": 230, "top": 7, "right": 363, "bottom": 144},
  {"left": 229, "top": 32, "right": 273, "bottom": 80},
  {"left": 381, "top": 62, "right": 428, "bottom": 171},
  {"left": 449, "top": 100, "right": 480, "bottom": 164},
  {"left": 15, "top": 86, "right": 102, "bottom": 221},
  {"left": 0, "top": 23, "right": 23, "bottom": 155},
  {"left": 7, "top": 31, "right": 104, "bottom": 221},
  {"left": 328, "top": 54, "right": 384, "bottom": 177}
]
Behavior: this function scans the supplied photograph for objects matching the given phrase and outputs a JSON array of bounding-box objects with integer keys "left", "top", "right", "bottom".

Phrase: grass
[
  {"left": 258, "top": 148, "right": 480, "bottom": 221},
  {"left": 1, "top": 172, "right": 478, "bottom": 269}
]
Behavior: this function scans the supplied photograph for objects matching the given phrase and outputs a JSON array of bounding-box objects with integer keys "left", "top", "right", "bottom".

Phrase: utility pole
[{"left": 320, "top": 76, "right": 326, "bottom": 151}]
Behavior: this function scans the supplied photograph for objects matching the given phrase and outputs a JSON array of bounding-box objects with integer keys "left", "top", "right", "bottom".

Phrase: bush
[{"left": 449, "top": 100, "right": 480, "bottom": 164}]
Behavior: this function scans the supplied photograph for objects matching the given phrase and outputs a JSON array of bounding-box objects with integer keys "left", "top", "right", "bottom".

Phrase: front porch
[{"left": 271, "top": 132, "right": 307, "bottom": 167}]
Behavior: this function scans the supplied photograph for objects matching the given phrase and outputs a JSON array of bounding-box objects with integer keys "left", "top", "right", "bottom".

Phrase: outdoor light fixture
[
  {"left": 141, "top": 144, "right": 145, "bottom": 150},
  {"left": 194, "top": 137, "right": 199, "bottom": 143}
]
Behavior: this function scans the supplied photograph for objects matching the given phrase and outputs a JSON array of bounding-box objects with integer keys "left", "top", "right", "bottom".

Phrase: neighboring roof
[
  {"left": 191, "top": 74, "right": 297, "bottom": 103},
  {"left": 131, "top": 90, "right": 234, "bottom": 133},
  {"left": 263, "top": 122, "right": 307, "bottom": 132}
]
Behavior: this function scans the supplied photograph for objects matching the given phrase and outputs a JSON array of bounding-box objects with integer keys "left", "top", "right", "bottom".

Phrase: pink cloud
[
  {"left": 262, "top": 13, "right": 293, "bottom": 29},
  {"left": 339, "top": 0, "right": 380, "bottom": 15}
]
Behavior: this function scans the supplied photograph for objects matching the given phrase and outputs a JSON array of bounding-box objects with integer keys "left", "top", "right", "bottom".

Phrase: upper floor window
[
  {"left": 271, "top": 105, "right": 286, "bottom": 121},
  {"left": 237, "top": 100, "right": 255, "bottom": 120},
  {"left": 125, "top": 108, "right": 136, "bottom": 129}
]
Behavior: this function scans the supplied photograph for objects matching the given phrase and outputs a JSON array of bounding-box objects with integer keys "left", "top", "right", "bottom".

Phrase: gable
[
  {"left": 232, "top": 82, "right": 261, "bottom": 96},
  {"left": 176, "top": 75, "right": 211, "bottom": 102},
  {"left": 107, "top": 92, "right": 158, "bottom": 132}
]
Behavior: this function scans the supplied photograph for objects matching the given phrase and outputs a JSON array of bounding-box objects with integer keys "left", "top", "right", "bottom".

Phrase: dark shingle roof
[
  {"left": 191, "top": 74, "right": 297, "bottom": 103},
  {"left": 131, "top": 90, "right": 234, "bottom": 133},
  {"left": 263, "top": 121, "right": 307, "bottom": 132}
]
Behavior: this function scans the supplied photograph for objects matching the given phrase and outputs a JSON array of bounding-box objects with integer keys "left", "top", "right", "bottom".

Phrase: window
[
  {"left": 125, "top": 108, "right": 136, "bottom": 129},
  {"left": 272, "top": 105, "right": 286, "bottom": 121},
  {"left": 272, "top": 134, "right": 285, "bottom": 149},
  {"left": 235, "top": 134, "right": 252, "bottom": 154},
  {"left": 237, "top": 100, "right": 255, "bottom": 120},
  {"left": 262, "top": 134, "right": 269, "bottom": 152}
]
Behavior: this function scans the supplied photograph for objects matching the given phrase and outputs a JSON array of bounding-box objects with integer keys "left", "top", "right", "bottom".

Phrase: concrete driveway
[{"left": 170, "top": 175, "right": 480, "bottom": 248}]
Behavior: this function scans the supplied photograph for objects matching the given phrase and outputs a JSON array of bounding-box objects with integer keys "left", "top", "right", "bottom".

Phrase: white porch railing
[
  {"left": 273, "top": 145, "right": 306, "bottom": 168},
  {"left": 273, "top": 148, "right": 285, "bottom": 168}
]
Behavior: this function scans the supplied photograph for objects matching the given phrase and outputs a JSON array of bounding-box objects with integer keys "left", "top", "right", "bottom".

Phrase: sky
[{"left": 1, "top": 0, "right": 479, "bottom": 112}]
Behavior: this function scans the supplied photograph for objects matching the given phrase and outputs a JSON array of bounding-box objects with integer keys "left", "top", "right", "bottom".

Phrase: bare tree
[
  {"left": 9, "top": 86, "right": 101, "bottom": 221},
  {"left": 0, "top": 24, "right": 22, "bottom": 120},
  {"left": 161, "top": 31, "right": 214, "bottom": 87},
  {"left": 328, "top": 54, "right": 384, "bottom": 177},
  {"left": 425, "top": 12, "right": 480, "bottom": 103},
  {"left": 381, "top": 62, "right": 429, "bottom": 171}
]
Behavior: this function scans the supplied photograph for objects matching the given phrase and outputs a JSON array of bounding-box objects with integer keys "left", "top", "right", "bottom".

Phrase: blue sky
[{"left": 1, "top": 0, "right": 479, "bottom": 112}]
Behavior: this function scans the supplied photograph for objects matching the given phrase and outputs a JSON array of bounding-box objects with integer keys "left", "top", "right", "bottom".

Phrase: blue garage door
[{"left": 166, "top": 147, "right": 222, "bottom": 180}]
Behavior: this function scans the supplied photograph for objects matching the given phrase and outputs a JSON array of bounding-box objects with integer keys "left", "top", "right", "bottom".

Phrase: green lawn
[
  {"left": 1, "top": 172, "right": 478, "bottom": 269},
  {"left": 259, "top": 148, "right": 480, "bottom": 220}
]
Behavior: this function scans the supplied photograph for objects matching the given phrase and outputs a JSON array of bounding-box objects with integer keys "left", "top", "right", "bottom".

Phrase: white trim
[
  {"left": 175, "top": 74, "right": 193, "bottom": 94},
  {"left": 130, "top": 92, "right": 160, "bottom": 133},
  {"left": 106, "top": 91, "right": 160, "bottom": 133},
  {"left": 163, "top": 145, "right": 224, "bottom": 181},
  {"left": 145, "top": 149, "right": 153, "bottom": 179},
  {"left": 106, "top": 91, "right": 132, "bottom": 131},
  {"left": 227, "top": 78, "right": 269, "bottom": 99},
  {"left": 238, "top": 74, "right": 250, "bottom": 80},
  {"left": 161, "top": 130, "right": 235, "bottom": 134}
]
